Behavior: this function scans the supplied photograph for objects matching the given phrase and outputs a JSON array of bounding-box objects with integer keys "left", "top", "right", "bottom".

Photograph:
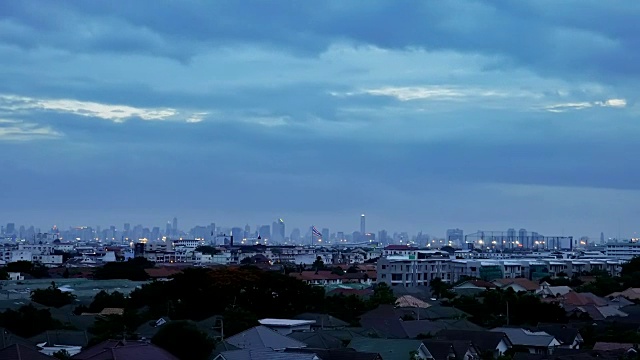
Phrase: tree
[
  {"left": 346, "top": 266, "right": 359, "bottom": 273},
  {"left": 312, "top": 256, "right": 325, "bottom": 271},
  {"left": 93, "top": 257, "right": 154, "bottom": 281},
  {"left": 331, "top": 267, "right": 345, "bottom": 276},
  {"left": 31, "top": 285, "right": 76, "bottom": 308},
  {"left": 63, "top": 268, "right": 70, "bottom": 278},
  {"left": 240, "top": 257, "right": 254, "bottom": 265},
  {"left": 195, "top": 246, "right": 220, "bottom": 255},
  {"left": 52, "top": 349, "right": 71, "bottom": 360},
  {"left": 0, "top": 268, "right": 8, "bottom": 280},
  {"left": 152, "top": 321, "right": 215, "bottom": 360},
  {"left": 369, "top": 283, "right": 396, "bottom": 306},
  {"left": 6, "top": 261, "right": 49, "bottom": 278},
  {"left": 0, "top": 304, "right": 62, "bottom": 337}
]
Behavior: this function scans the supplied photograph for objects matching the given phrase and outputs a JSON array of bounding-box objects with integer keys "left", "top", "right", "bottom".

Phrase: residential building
[{"left": 491, "top": 328, "right": 561, "bottom": 355}]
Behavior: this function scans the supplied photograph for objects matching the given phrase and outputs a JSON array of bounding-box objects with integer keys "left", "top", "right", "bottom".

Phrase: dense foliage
[
  {"left": 93, "top": 257, "right": 155, "bottom": 280},
  {"left": 0, "top": 304, "right": 62, "bottom": 337},
  {"left": 152, "top": 321, "right": 215, "bottom": 360},
  {"left": 449, "top": 288, "right": 567, "bottom": 327},
  {"left": 5, "top": 260, "right": 50, "bottom": 278},
  {"left": 31, "top": 283, "right": 77, "bottom": 308}
]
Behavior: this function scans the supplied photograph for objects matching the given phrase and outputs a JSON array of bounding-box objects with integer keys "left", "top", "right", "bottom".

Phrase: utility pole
[{"left": 506, "top": 301, "right": 510, "bottom": 326}]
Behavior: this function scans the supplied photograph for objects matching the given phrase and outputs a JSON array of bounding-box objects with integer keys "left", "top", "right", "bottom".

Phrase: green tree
[
  {"left": 369, "top": 282, "right": 396, "bottom": 306},
  {"left": 31, "top": 285, "right": 76, "bottom": 308},
  {"left": 0, "top": 268, "right": 8, "bottom": 280},
  {"left": 152, "top": 321, "right": 215, "bottom": 360},
  {"left": 346, "top": 266, "right": 359, "bottom": 273}
]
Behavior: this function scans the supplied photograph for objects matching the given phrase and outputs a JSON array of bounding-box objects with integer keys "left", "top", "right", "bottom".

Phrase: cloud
[
  {"left": 544, "top": 98, "right": 627, "bottom": 112},
  {"left": 0, "top": 118, "right": 62, "bottom": 141},
  {"left": 0, "top": 94, "right": 206, "bottom": 123}
]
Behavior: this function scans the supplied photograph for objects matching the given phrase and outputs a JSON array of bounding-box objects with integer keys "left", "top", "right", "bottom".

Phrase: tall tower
[
  {"left": 360, "top": 214, "right": 366, "bottom": 235},
  {"left": 172, "top": 217, "right": 178, "bottom": 236}
]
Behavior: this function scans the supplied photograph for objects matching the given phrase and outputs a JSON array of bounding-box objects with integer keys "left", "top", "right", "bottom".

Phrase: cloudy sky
[{"left": 1, "top": 1, "right": 638, "bottom": 239}]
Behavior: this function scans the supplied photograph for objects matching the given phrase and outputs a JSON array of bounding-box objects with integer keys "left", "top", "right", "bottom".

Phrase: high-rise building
[
  {"left": 272, "top": 219, "right": 285, "bottom": 243},
  {"left": 290, "top": 228, "right": 301, "bottom": 243},
  {"left": 378, "top": 230, "right": 388, "bottom": 245},
  {"left": 507, "top": 228, "right": 516, "bottom": 245},
  {"left": 360, "top": 214, "right": 366, "bottom": 235},
  {"left": 600, "top": 232, "right": 605, "bottom": 244},
  {"left": 6, "top": 223, "right": 15, "bottom": 235},
  {"left": 337, "top": 231, "right": 345, "bottom": 242},
  {"left": 165, "top": 222, "right": 172, "bottom": 237},
  {"left": 259, "top": 225, "right": 270, "bottom": 240},
  {"left": 321, "top": 228, "right": 329, "bottom": 242},
  {"left": 232, "top": 227, "right": 244, "bottom": 242},
  {"left": 172, "top": 217, "right": 178, "bottom": 236},
  {"left": 446, "top": 229, "right": 464, "bottom": 246},
  {"left": 518, "top": 228, "right": 527, "bottom": 248}
]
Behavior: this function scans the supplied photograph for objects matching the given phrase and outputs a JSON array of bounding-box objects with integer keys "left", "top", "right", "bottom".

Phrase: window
[{"left": 381, "top": 264, "right": 387, "bottom": 269}]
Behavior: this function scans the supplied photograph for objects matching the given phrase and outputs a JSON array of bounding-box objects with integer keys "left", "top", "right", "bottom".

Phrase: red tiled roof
[
  {"left": 562, "top": 291, "right": 608, "bottom": 307},
  {"left": 493, "top": 278, "right": 539, "bottom": 291}
]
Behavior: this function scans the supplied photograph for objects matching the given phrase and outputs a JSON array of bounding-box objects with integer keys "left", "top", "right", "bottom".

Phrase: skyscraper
[
  {"left": 321, "top": 228, "right": 329, "bottom": 242},
  {"left": 172, "top": 217, "right": 178, "bottom": 236},
  {"left": 165, "top": 222, "right": 172, "bottom": 237},
  {"left": 518, "top": 228, "right": 527, "bottom": 248},
  {"left": 360, "top": 214, "right": 366, "bottom": 235},
  {"left": 259, "top": 225, "right": 270, "bottom": 240},
  {"left": 272, "top": 219, "right": 285, "bottom": 243},
  {"left": 446, "top": 229, "right": 464, "bottom": 246}
]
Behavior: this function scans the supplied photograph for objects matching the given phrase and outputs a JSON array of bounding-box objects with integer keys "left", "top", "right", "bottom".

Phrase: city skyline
[
  {"left": 1, "top": 2, "right": 639, "bottom": 237},
  {"left": 1, "top": 215, "right": 632, "bottom": 242}
]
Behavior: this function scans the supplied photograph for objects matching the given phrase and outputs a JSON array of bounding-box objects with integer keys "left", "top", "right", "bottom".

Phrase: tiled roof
[
  {"left": 491, "top": 327, "right": 556, "bottom": 347},
  {"left": 0, "top": 344, "right": 53, "bottom": 360},
  {"left": 436, "top": 330, "right": 512, "bottom": 353},
  {"left": 493, "top": 278, "right": 539, "bottom": 291},
  {"left": 593, "top": 342, "right": 636, "bottom": 351},
  {"left": 225, "top": 326, "right": 307, "bottom": 350},
  {"left": 71, "top": 340, "right": 179, "bottom": 360}
]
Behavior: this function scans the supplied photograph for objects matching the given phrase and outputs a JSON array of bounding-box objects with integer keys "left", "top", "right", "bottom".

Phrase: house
[
  {"left": 348, "top": 338, "right": 432, "bottom": 360},
  {"left": 491, "top": 327, "right": 561, "bottom": 355},
  {"left": 396, "top": 295, "right": 432, "bottom": 309},
  {"left": 559, "top": 291, "right": 629, "bottom": 320},
  {"left": 435, "top": 330, "right": 512, "bottom": 358},
  {"left": 214, "top": 348, "right": 319, "bottom": 360},
  {"left": 258, "top": 319, "right": 315, "bottom": 335},
  {"left": 0, "top": 344, "right": 53, "bottom": 360},
  {"left": 452, "top": 280, "right": 498, "bottom": 296},
  {"left": 592, "top": 342, "right": 638, "bottom": 353},
  {"left": 8, "top": 272, "right": 24, "bottom": 281},
  {"left": 536, "top": 283, "right": 572, "bottom": 298},
  {"left": 492, "top": 278, "right": 539, "bottom": 293},
  {"left": 531, "top": 325, "right": 583, "bottom": 349},
  {"left": 290, "top": 271, "right": 344, "bottom": 286},
  {"left": 225, "top": 325, "right": 307, "bottom": 350},
  {"left": 71, "top": 339, "right": 179, "bottom": 360},
  {"left": 294, "top": 313, "right": 349, "bottom": 329},
  {"left": 29, "top": 330, "right": 89, "bottom": 356},
  {"left": 287, "top": 331, "right": 343, "bottom": 349},
  {"left": 284, "top": 347, "right": 382, "bottom": 360},
  {"left": 423, "top": 340, "right": 481, "bottom": 360},
  {"left": 608, "top": 288, "right": 640, "bottom": 301}
]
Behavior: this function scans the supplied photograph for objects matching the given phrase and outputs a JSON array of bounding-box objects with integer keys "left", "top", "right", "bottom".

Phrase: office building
[
  {"left": 446, "top": 229, "right": 464, "bottom": 246},
  {"left": 360, "top": 214, "right": 366, "bottom": 235}
]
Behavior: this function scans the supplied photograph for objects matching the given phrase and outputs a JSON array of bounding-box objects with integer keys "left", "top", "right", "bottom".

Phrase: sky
[{"left": 0, "top": 1, "right": 639, "bottom": 239}]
